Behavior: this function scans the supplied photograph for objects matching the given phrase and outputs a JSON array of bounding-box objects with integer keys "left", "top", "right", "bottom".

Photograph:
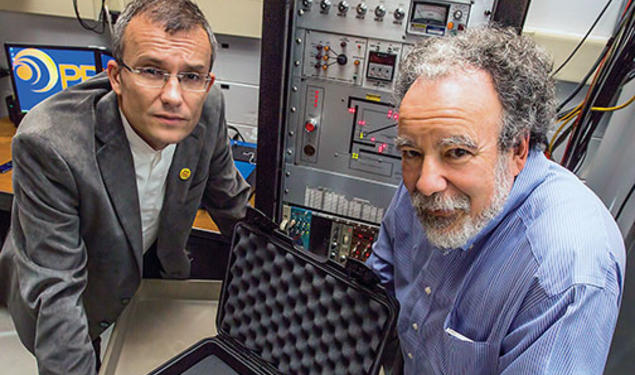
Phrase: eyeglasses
[{"left": 119, "top": 61, "right": 212, "bottom": 92}]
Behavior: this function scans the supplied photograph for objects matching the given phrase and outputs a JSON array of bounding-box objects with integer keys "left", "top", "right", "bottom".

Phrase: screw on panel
[
  {"left": 287, "top": 149, "right": 293, "bottom": 155},
  {"left": 294, "top": 60, "right": 301, "bottom": 66},
  {"left": 285, "top": 189, "right": 289, "bottom": 194},
  {"left": 296, "top": 38, "right": 302, "bottom": 44},
  {"left": 292, "top": 86, "right": 298, "bottom": 92},
  {"left": 298, "top": 9, "right": 305, "bottom": 16},
  {"left": 286, "top": 171, "right": 291, "bottom": 177},
  {"left": 291, "top": 106, "right": 297, "bottom": 112},
  {"left": 289, "top": 131, "right": 295, "bottom": 136}
]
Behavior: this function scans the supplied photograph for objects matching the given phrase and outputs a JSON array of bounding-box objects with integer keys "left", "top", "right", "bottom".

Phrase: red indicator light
[
  {"left": 393, "top": 113, "right": 399, "bottom": 120},
  {"left": 305, "top": 121, "right": 316, "bottom": 132},
  {"left": 348, "top": 107, "right": 356, "bottom": 114},
  {"left": 370, "top": 137, "right": 376, "bottom": 142},
  {"left": 358, "top": 120, "right": 366, "bottom": 126}
]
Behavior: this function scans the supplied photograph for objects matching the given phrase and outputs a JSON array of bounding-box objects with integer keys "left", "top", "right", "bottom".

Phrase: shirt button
[
  {"left": 424, "top": 286, "right": 432, "bottom": 295},
  {"left": 412, "top": 323, "right": 418, "bottom": 331},
  {"left": 99, "top": 321, "right": 110, "bottom": 328},
  {"left": 121, "top": 298, "right": 130, "bottom": 305},
  {"left": 408, "top": 352, "right": 414, "bottom": 359}
]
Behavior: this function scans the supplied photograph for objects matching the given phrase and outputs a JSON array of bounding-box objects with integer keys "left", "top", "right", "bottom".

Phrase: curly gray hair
[
  {"left": 395, "top": 25, "right": 556, "bottom": 151},
  {"left": 111, "top": 0, "right": 218, "bottom": 71}
]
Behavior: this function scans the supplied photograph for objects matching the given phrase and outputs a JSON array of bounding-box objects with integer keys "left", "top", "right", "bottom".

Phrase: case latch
[
  {"left": 245, "top": 206, "right": 278, "bottom": 233},
  {"left": 345, "top": 258, "right": 381, "bottom": 287}
]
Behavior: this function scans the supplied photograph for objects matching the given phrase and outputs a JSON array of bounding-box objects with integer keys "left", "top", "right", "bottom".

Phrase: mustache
[{"left": 411, "top": 191, "right": 470, "bottom": 212}]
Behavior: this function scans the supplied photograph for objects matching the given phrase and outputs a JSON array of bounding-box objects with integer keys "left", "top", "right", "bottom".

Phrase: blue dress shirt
[{"left": 367, "top": 150, "right": 626, "bottom": 375}]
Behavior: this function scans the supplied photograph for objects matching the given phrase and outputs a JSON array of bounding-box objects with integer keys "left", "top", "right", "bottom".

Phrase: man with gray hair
[
  {"left": 0, "top": 0, "right": 250, "bottom": 373},
  {"left": 367, "top": 26, "right": 625, "bottom": 374}
]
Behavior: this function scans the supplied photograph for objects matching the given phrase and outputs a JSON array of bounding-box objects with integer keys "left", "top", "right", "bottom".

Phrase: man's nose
[
  {"left": 159, "top": 75, "right": 183, "bottom": 107},
  {"left": 416, "top": 157, "right": 447, "bottom": 196}
]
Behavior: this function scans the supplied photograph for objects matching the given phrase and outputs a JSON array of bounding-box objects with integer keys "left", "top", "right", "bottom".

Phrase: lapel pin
[{"left": 179, "top": 168, "right": 192, "bottom": 180}]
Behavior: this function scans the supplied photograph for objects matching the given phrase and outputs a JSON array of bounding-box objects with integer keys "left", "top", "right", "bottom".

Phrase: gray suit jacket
[{"left": 0, "top": 73, "right": 250, "bottom": 374}]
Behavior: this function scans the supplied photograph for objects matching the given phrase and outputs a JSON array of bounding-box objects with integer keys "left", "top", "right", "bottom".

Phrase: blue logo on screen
[{"left": 10, "top": 47, "right": 98, "bottom": 111}]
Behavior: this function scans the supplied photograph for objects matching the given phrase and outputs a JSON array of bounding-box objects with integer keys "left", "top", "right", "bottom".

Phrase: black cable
[
  {"left": 615, "top": 184, "right": 635, "bottom": 221},
  {"left": 227, "top": 125, "right": 246, "bottom": 142},
  {"left": 556, "top": 43, "right": 609, "bottom": 113},
  {"left": 552, "top": 0, "right": 613, "bottom": 77},
  {"left": 73, "top": 0, "right": 106, "bottom": 34},
  {"left": 564, "top": 4, "right": 635, "bottom": 171}
]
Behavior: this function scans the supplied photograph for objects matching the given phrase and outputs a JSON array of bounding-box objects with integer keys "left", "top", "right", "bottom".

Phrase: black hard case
[{"left": 149, "top": 208, "right": 399, "bottom": 375}]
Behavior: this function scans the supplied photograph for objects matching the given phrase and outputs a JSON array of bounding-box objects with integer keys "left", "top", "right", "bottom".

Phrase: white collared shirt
[{"left": 120, "top": 110, "right": 176, "bottom": 253}]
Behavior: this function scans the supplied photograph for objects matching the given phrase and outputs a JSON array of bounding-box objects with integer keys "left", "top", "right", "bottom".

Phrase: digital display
[
  {"left": 367, "top": 51, "right": 397, "bottom": 82},
  {"left": 368, "top": 51, "right": 397, "bottom": 66},
  {"left": 411, "top": 2, "right": 449, "bottom": 26},
  {"left": 4, "top": 44, "right": 111, "bottom": 113}
]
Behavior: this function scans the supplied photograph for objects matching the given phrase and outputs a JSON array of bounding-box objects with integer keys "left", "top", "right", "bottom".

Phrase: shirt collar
[
  {"left": 119, "top": 108, "right": 162, "bottom": 156},
  {"left": 457, "top": 150, "right": 550, "bottom": 251}
]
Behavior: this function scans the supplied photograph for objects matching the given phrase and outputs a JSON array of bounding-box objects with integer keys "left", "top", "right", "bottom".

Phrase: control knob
[
  {"left": 338, "top": 1, "right": 349, "bottom": 12},
  {"left": 394, "top": 7, "right": 405, "bottom": 20},
  {"left": 336, "top": 54, "right": 348, "bottom": 65},
  {"left": 320, "top": 0, "right": 332, "bottom": 10},
  {"left": 453, "top": 10, "right": 463, "bottom": 20},
  {"left": 375, "top": 4, "right": 386, "bottom": 17},
  {"left": 356, "top": 2, "right": 367, "bottom": 15}
]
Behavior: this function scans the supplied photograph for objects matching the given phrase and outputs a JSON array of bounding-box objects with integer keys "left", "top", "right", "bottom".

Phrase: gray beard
[{"left": 410, "top": 157, "right": 513, "bottom": 251}]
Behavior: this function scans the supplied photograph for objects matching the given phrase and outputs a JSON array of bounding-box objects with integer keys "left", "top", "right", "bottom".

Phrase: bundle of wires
[{"left": 548, "top": 1, "right": 635, "bottom": 173}]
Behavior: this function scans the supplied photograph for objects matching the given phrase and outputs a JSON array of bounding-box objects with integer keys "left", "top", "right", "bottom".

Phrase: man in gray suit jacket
[{"left": 0, "top": 0, "right": 250, "bottom": 373}]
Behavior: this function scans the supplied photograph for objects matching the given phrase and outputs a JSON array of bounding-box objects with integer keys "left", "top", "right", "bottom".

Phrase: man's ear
[
  {"left": 205, "top": 72, "right": 216, "bottom": 93},
  {"left": 107, "top": 60, "right": 122, "bottom": 95},
  {"left": 510, "top": 133, "right": 530, "bottom": 177}
]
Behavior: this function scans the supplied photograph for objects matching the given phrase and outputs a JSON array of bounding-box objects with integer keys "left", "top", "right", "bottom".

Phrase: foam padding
[{"left": 220, "top": 225, "right": 391, "bottom": 374}]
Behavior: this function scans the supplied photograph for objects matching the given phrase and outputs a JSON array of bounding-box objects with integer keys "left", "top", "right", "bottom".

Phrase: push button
[{"left": 99, "top": 321, "right": 110, "bottom": 328}]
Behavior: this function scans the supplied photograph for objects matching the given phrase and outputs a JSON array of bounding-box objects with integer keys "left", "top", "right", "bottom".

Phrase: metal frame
[{"left": 255, "top": 0, "right": 294, "bottom": 218}]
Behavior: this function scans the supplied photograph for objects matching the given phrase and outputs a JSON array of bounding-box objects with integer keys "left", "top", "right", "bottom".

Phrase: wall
[
  {"left": 523, "top": 0, "right": 625, "bottom": 83},
  {"left": 0, "top": 0, "right": 263, "bottom": 38}
]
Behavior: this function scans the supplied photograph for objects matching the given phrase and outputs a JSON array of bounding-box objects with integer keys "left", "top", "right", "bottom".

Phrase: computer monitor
[
  {"left": 96, "top": 49, "right": 115, "bottom": 72},
  {"left": 4, "top": 43, "right": 112, "bottom": 114}
]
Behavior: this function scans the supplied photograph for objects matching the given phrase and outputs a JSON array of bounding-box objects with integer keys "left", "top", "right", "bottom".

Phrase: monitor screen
[
  {"left": 4, "top": 43, "right": 109, "bottom": 113},
  {"left": 98, "top": 50, "right": 115, "bottom": 72}
]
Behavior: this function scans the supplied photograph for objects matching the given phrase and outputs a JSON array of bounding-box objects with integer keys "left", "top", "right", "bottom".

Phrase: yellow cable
[
  {"left": 561, "top": 103, "right": 583, "bottom": 122},
  {"left": 549, "top": 113, "right": 578, "bottom": 153},
  {"left": 549, "top": 95, "right": 634, "bottom": 154},
  {"left": 590, "top": 94, "right": 635, "bottom": 112}
]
